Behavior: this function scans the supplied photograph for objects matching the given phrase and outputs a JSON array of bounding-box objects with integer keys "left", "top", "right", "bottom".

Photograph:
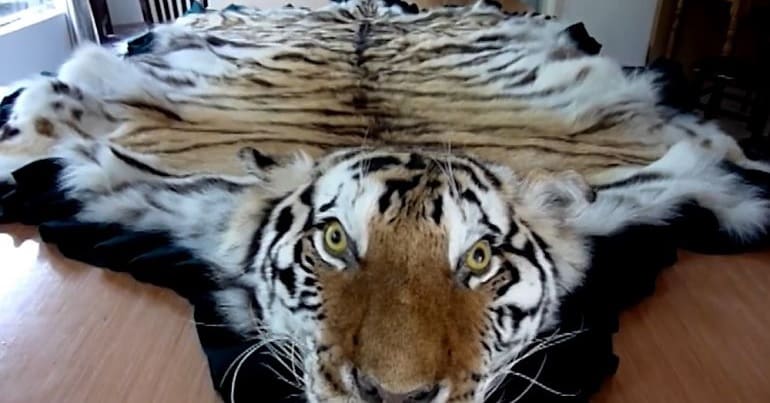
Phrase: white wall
[
  {"left": 555, "top": 0, "right": 659, "bottom": 66},
  {"left": 0, "top": 12, "right": 73, "bottom": 86},
  {"left": 106, "top": 0, "right": 143, "bottom": 25}
]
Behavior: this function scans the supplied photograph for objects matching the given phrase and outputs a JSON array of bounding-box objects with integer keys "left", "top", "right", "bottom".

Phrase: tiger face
[{"left": 239, "top": 150, "right": 591, "bottom": 403}]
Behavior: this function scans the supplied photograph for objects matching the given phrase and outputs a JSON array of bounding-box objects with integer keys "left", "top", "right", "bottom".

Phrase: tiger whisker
[
  {"left": 261, "top": 356, "right": 304, "bottom": 390},
  {"left": 509, "top": 353, "right": 548, "bottom": 403},
  {"left": 220, "top": 342, "right": 263, "bottom": 388},
  {"left": 510, "top": 331, "right": 586, "bottom": 372},
  {"left": 509, "top": 354, "right": 579, "bottom": 403},
  {"left": 189, "top": 319, "right": 236, "bottom": 328},
  {"left": 226, "top": 327, "right": 309, "bottom": 403},
  {"left": 515, "top": 328, "right": 588, "bottom": 365},
  {"left": 444, "top": 142, "right": 460, "bottom": 198},
  {"left": 484, "top": 327, "right": 587, "bottom": 399},
  {"left": 262, "top": 337, "right": 305, "bottom": 387},
  {"left": 429, "top": 154, "right": 459, "bottom": 198},
  {"left": 229, "top": 342, "right": 266, "bottom": 403}
]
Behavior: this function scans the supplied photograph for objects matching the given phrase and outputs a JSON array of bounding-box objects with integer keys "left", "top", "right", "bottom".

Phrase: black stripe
[
  {"left": 299, "top": 289, "right": 317, "bottom": 299},
  {"left": 248, "top": 148, "right": 277, "bottom": 168},
  {"left": 504, "top": 219, "right": 520, "bottom": 243},
  {"left": 277, "top": 263, "right": 297, "bottom": 297},
  {"left": 464, "top": 156, "right": 503, "bottom": 188},
  {"left": 406, "top": 153, "right": 427, "bottom": 170},
  {"left": 1, "top": 126, "right": 20, "bottom": 141},
  {"left": 299, "top": 184, "right": 314, "bottom": 206},
  {"left": 121, "top": 101, "right": 182, "bottom": 121},
  {"left": 273, "top": 206, "right": 295, "bottom": 243},
  {"left": 292, "top": 240, "right": 304, "bottom": 265},
  {"left": 461, "top": 189, "right": 481, "bottom": 206},
  {"left": 431, "top": 196, "right": 443, "bottom": 224},
  {"left": 480, "top": 339, "right": 493, "bottom": 354},
  {"left": 272, "top": 53, "right": 327, "bottom": 65},
  {"left": 480, "top": 213, "right": 502, "bottom": 235},
  {"left": 495, "top": 262, "right": 520, "bottom": 297},
  {"left": 594, "top": 172, "right": 666, "bottom": 191},
  {"left": 568, "top": 110, "right": 634, "bottom": 137},
  {"left": 244, "top": 197, "right": 282, "bottom": 270},
  {"left": 297, "top": 302, "right": 322, "bottom": 311},
  {"left": 319, "top": 184, "right": 343, "bottom": 213},
  {"left": 355, "top": 21, "right": 371, "bottom": 67},
  {"left": 146, "top": 196, "right": 175, "bottom": 215},
  {"left": 206, "top": 36, "right": 270, "bottom": 49},
  {"left": 319, "top": 196, "right": 338, "bottom": 213},
  {"left": 452, "top": 162, "right": 489, "bottom": 191},
  {"left": 110, "top": 147, "right": 185, "bottom": 178},
  {"left": 150, "top": 138, "right": 335, "bottom": 155},
  {"left": 377, "top": 175, "right": 422, "bottom": 213},
  {"left": 349, "top": 156, "right": 402, "bottom": 174},
  {"left": 164, "top": 177, "right": 244, "bottom": 194}
]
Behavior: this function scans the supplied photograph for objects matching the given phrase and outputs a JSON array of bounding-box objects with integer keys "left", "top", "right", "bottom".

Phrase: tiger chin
[{"left": 9, "top": 144, "right": 591, "bottom": 403}]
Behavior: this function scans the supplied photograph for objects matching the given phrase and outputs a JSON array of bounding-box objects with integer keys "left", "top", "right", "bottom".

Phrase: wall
[
  {"left": 554, "top": 0, "right": 660, "bottom": 66},
  {"left": 105, "top": 0, "right": 143, "bottom": 25},
  {"left": 0, "top": 12, "right": 73, "bottom": 86}
]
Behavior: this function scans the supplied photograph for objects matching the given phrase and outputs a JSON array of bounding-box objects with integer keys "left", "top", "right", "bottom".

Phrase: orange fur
[{"left": 319, "top": 211, "right": 490, "bottom": 396}]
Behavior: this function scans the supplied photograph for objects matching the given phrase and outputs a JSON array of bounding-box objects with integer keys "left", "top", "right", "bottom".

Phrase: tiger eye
[
  {"left": 323, "top": 220, "right": 348, "bottom": 255},
  {"left": 465, "top": 240, "right": 492, "bottom": 274}
]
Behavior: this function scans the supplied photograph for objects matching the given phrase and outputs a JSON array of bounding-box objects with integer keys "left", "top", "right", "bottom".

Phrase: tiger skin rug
[{"left": 1, "top": 1, "right": 769, "bottom": 402}]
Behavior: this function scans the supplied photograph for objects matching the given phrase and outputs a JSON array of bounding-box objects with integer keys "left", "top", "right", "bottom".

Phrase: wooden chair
[
  {"left": 691, "top": 3, "right": 770, "bottom": 139},
  {"left": 139, "top": 0, "right": 209, "bottom": 25}
]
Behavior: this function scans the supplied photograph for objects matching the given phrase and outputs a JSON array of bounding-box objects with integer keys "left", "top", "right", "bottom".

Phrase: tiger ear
[
  {"left": 238, "top": 147, "right": 279, "bottom": 176},
  {"left": 518, "top": 169, "right": 595, "bottom": 222},
  {"left": 238, "top": 147, "right": 316, "bottom": 195}
]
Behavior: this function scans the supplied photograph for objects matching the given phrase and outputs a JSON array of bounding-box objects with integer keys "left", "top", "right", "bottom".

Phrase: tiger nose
[{"left": 354, "top": 370, "right": 440, "bottom": 403}]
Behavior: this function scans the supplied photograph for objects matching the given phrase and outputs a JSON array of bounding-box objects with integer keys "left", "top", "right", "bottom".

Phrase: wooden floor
[{"left": 1, "top": 224, "right": 769, "bottom": 403}]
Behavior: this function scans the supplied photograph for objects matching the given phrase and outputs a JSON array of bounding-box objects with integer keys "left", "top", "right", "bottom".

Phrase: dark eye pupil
[
  {"left": 473, "top": 248, "right": 485, "bottom": 263},
  {"left": 330, "top": 229, "right": 342, "bottom": 244}
]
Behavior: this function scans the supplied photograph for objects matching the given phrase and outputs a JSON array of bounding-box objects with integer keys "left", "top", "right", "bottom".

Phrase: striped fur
[
  {"left": 1, "top": 1, "right": 769, "bottom": 402},
  {"left": 4, "top": 1, "right": 760, "bottom": 183}
]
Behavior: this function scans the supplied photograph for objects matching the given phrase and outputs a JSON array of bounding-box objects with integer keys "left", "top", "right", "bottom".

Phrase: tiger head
[{"left": 228, "top": 149, "right": 592, "bottom": 403}]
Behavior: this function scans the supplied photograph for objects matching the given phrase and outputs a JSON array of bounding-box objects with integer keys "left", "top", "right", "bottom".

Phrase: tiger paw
[
  {"left": 39, "top": 219, "right": 219, "bottom": 300},
  {"left": 0, "top": 158, "right": 81, "bottom": 225}
]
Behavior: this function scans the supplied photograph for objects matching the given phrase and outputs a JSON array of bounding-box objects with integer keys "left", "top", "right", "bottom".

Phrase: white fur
[{"left": 573, "top": 140, "right": 770, "bottom": 240}]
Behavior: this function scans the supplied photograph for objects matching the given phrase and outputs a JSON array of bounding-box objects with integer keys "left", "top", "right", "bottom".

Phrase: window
[
  {"left": 0, "top": 0, "right": 70, "bottom": 85},
  {"left": 0, "top": 0, "right": 57, "bottom": 28}
]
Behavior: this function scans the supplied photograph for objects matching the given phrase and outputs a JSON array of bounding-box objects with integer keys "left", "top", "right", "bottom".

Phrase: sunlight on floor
[{"left": 0, "top": 233, "right": 40, "bottom": 295}]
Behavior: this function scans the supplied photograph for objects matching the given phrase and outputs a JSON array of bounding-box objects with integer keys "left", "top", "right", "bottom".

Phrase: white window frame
[{"left": 0, "top": 0, "right": 99, "bottom": 86}]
